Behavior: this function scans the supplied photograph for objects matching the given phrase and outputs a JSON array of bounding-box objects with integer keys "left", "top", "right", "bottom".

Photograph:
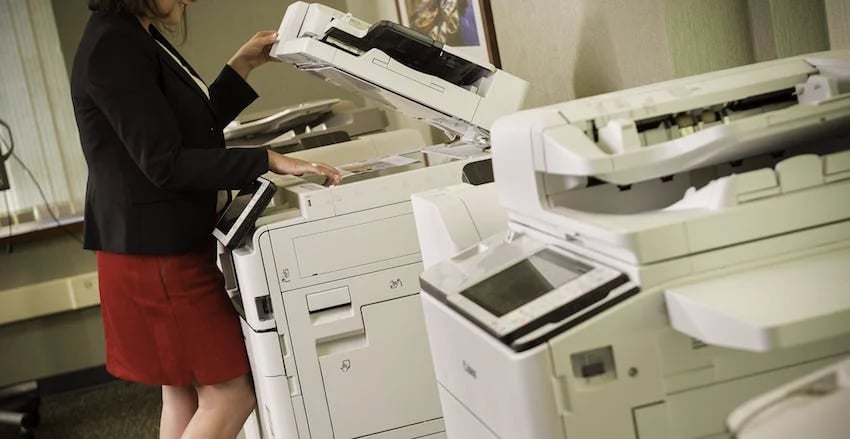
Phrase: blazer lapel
[{"left": 150, "top": 27, "right": 216, "bottom": 115}]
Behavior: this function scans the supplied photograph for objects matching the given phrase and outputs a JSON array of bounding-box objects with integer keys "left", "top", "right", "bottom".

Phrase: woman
[{"left": 70, "top": 1, "right": 339, "bottom": 437}]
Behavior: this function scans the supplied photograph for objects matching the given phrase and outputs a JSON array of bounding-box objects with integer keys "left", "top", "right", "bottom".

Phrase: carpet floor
[{"left": 0, "top": 381, "right": 160, "bottom": 439}]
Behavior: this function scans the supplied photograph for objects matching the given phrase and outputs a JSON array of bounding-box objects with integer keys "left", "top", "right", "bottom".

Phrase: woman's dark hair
[
  {"left": 88, "top": 0, "right": 165, "bottom": 18},
  {"left": 88, "top": 0, "right": 188, "bottom": 43}
]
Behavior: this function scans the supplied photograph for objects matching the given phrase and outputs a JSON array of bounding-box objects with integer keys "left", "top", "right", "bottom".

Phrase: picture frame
[{"left": 396, "top": 0, "right": 501, "bottom": 67}]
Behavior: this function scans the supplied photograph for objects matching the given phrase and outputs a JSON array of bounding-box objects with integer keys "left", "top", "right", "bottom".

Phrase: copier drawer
[{"left": 318, "top": 294, "right": 442, "bottom": 438}]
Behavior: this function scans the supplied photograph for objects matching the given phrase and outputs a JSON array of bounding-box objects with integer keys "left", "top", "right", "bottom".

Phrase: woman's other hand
[
  {"left": 267, "top": 151, "right": 341, "bottom": 187},
  {"left": 228, "top": 31, "right": 280, "bottom": 80}
]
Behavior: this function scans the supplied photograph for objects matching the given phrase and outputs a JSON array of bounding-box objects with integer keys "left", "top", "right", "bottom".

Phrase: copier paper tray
[{"left": 665, "top": 247, "right": 850, "bottom": 352}]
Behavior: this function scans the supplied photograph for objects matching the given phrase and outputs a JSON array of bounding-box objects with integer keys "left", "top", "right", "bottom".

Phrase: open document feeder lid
[
  {"left": 315, "top": 20, "right": 494, "bottom": 140},
  {"left": 664, "top": 247, "right": 850, "bottom": 353},
  {"left": 274, "top": 2, "right": 528, "bottom": 142}
]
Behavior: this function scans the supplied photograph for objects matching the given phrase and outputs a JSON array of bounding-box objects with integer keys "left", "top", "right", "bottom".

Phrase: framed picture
[{"left": 396, "top": 0, "right": 501, "bottom": 67}]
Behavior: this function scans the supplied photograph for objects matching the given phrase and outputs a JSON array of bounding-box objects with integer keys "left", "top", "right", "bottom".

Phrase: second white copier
[
  {"left": 216, "top": 2, "right": 528, "bottom": 439},
  {"left": 418, "top": 51, "right": 850, "bottom": 438},
  {"left": 224, "top": 99, "right": 390, "bottom": 152}
]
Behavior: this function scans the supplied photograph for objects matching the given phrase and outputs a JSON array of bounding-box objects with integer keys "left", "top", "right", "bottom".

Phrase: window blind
[{"left": 0, "top": 0, "right": 87, "bottom": 238}]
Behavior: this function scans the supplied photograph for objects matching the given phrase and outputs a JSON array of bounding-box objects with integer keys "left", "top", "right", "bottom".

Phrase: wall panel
[
  {"left": 489, "top": 0, "right": 672, "bottom": 107},
  {"left": 826, "top": 0, "right": 850, "bottom": 49},
  {"left": 662, "top": 0, "right": 754, "bottom": 77}
]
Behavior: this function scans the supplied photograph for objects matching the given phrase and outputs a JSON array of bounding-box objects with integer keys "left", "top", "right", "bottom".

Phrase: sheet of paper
[{"left": 380, "top": 155, "right": 420, "bottom": 166}]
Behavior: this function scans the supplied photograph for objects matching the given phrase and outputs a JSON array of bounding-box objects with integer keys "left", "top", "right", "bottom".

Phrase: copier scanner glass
[{"left": 461, "top": 250, "right": 590, "bottom": 317}]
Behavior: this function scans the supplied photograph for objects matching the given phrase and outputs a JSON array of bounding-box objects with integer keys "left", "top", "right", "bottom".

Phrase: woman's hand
[
  {"left": 267, "top": 150, "right": 341, "bottom": 187},
  {"left": 228, "top": 31, "right": 280, "bottom": 80}
]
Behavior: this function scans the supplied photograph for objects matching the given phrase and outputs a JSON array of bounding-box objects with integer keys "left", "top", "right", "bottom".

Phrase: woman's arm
[
  {"left": 209, "top": 31, "right": 279, "bottom": 130},
  {"left": 208, "top": 64, "right": 258, "bottom": 130}
]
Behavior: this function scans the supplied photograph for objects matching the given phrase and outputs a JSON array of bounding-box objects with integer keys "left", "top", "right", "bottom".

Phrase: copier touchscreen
[
  {"left": 429, "top": 244, "right": 630, "bottom": 350},
  {"left": 460, "top": 250, "right": 590, "bottom": 316},
  {"left": 213, "top": 177, "right": 276, "bottom": 249}
]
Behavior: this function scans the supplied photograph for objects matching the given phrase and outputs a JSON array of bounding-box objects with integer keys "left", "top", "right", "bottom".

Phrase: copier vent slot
[
  {"left": 255, "top": 296, "right": 273, "bottom": 321},
  {"left": 571, "top": 346, "right": 617, "bottom": 383},
  {"left": 462, "top": 159, "right": 494, "bottom": 186}
]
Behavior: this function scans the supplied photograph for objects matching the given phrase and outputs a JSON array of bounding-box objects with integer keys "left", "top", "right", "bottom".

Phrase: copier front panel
[
  {"left": 231, "top": 156, "right": 493, "bottom": 438},
  {"left": 241, "top": 199, "right": 450, "bottom": 438},
  {"left": 280, "top": 263, "right": 442, "bottom": 438}
]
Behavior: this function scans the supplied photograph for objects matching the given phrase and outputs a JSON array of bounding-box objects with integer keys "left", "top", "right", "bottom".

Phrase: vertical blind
[{"left": 0, "top": 0, "right": 87, "bottom": 237}]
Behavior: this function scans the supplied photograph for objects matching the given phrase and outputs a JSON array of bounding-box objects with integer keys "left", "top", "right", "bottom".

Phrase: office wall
[
  {"left": 490, "top": 0, "right": 672, "bottom": 107},
  {"left": 489, "top": 0, "right": 842, "bottom": 108},
  {"left": 0, "top": 234, "right": 93, "bottom": 291},
  {"left": 662, "top": 0, "right": 754, "bottom": 77},
  {"left": 748, "top": 0, "right": 831, "bottom": 61},
  {"left": 827, "top": 0, "right": 850, "bottom": 49},
  {"left": 0, "top": 233, "right": 102, "bottom": 386}
]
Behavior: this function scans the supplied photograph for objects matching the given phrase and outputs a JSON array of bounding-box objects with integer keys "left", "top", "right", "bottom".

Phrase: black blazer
[{"left": 71, "top": 11, "right": 269, "bottom": 254}]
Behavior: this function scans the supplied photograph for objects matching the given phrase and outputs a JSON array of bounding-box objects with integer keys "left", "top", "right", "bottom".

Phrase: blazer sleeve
[
  {"left": 85, "top": 29, "right": 269, "bottom": 192},
  {"left": 209, "top": 64, "right": 258, "bottom": 130}
]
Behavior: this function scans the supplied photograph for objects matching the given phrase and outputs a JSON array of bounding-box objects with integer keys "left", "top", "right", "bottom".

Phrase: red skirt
[{"left": 96, "top": 244, "right": 250, "bottom": 386}]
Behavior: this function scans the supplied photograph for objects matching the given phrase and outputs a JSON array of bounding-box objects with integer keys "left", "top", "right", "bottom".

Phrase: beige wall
[
  {"left": 0, "top": 233, "right": 101, "bottom": 385},
  {"left": 662, "top": 0, "right": 754, "bottom": 77},
  {"left": 827, "top": 0, "right": 850, "bottom": 49},
  {"left": 0, "top": 234, "right": 93, "bottom": 291},
  {"left": 491, "top": 0, "right": 673, "bottom": 106},
  {"left": 748, "top": 0, "right": 831, "bottom": 61},
  {"left": 489, "top": 0, "right": 843, "bottom": 107},
  {"left": 0, "top": 307, "right": 105, "bottom": 387}
]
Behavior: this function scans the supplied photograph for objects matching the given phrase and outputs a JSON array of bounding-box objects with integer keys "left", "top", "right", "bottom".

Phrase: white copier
[
  {"left": 219, "top": 2, "right": 527, "bottom": 439},
  {"left": 417, "top": 51, "right": 850, "bottom": 439}
]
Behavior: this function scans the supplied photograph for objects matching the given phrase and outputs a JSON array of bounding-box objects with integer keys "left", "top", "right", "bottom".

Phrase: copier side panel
[
  {"left": 230, "top": 231, "right": 282, "bottom": 332},
  {"left": 241, "top": 319, "right": 299, "bottom": 439},
  {"left": 421, "top": 294, "right": 565, "bottom": 439},
  {"left": 234, "top": 234, "right": 307, "bottom": 439}
]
